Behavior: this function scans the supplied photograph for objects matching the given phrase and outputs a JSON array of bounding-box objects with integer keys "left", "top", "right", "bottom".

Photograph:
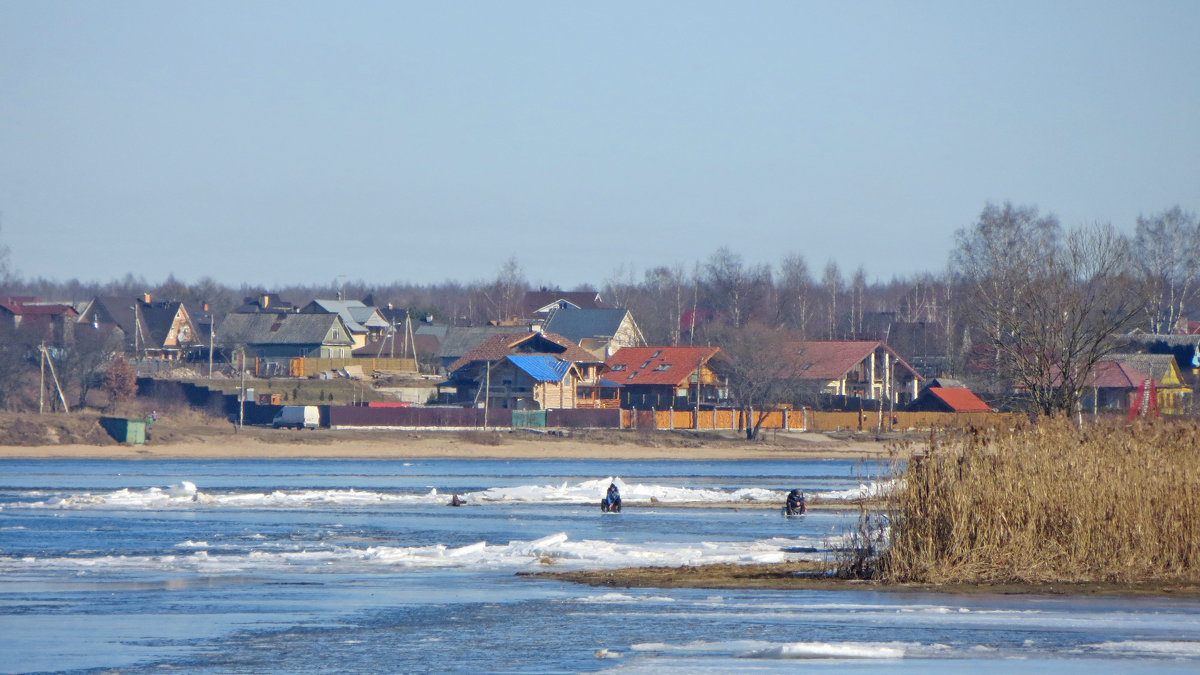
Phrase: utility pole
[
  {"left": 482, "top": 360, "right": 490, "bottom": 431},
  {"left": 238, "top": 349, "right": 246, "bottom": 430},
  {"left": 208, "top": 314, "right": 215, "bottom": 379}
]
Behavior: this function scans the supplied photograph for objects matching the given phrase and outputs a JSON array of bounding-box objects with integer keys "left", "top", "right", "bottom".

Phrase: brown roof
[
  {"left": 447, "top": 331, "right": 598, "bottom": 373},
  {"left": 1088, "top": 361, "right": 1151, "bottom": 388},
  {"left": 782, "top": 340, "right": 921, "bottom": 381},
  {"left": 604, "top": 346, "right": 724, "bottom": 386}
]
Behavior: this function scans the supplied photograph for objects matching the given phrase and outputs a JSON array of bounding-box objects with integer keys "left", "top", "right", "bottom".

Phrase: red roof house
[
  {"left": 781, "top": 340, "right": 923, "bottom": 404},
  {"left": 909, "top": 386, "right": 992, "bottom": 413},
  {"left": 604, "top": 346, "right": 729, "bottom": 409}
]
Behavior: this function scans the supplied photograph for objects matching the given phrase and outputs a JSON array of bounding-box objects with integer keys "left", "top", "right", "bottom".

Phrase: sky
[{"left": 2, "top": 1, "right": 1197, "bottom": 290}]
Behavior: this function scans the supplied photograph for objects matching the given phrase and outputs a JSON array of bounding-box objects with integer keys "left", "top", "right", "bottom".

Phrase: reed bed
[{"left": 881, "top": 419, "right": 1200, "bottom": 584}]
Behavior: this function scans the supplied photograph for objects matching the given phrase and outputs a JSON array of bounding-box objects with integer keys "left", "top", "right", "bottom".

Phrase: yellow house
[{"left": 1105, "top": 353, "right": 1192, "bottom": 415}]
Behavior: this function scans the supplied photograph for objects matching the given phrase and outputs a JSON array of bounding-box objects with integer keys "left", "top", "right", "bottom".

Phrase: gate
[{"left": 512, "top": 410, "right": 547, "bottom": 429}]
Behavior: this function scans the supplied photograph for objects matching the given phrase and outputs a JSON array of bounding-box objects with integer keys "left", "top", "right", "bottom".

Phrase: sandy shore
[{"left": 0, "top": 429, "right": 906, "bottom": 461}]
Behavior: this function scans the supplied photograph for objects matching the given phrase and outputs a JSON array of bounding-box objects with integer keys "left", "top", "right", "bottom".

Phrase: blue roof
[{"left": 506, "top": 355, "right": 573, "bottom": 382}]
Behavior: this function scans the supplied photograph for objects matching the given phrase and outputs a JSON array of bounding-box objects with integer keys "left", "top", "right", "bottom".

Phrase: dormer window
[
  {"left": 610, "top": 364, "right": 626, "bottom": 372},
  {"left": 651, "top": 350, "right": 663, "bottom": 358},
  {"left": 654, "top": 364, "right": 671, "bottom": 371}
]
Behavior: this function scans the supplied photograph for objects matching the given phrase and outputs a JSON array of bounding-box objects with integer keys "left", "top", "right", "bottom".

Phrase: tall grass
[{"left": 881, "top": 419, "right": 1200, "bottom": 584}]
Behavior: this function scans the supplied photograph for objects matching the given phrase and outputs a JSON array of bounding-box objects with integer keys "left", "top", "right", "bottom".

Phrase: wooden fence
[{"left": 620, "top": 408, "right": 1024, "bottom": 433}]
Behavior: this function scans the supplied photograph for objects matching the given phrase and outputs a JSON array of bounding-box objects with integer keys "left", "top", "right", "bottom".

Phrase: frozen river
[{"left": 1, "top": 457, "right": 1197, "bottom": 673}]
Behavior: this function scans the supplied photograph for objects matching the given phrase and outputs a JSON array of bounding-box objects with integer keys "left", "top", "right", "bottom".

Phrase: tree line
[{"left": 2, "top": 202, "right": 1198, "bottom": 418}]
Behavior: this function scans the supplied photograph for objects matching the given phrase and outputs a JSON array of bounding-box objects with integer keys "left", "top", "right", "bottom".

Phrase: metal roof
[
  {"left": 543, "top": 308, "right": 631, "bottom": 344},
  {"left": 506, "top": 354, "right": 574, "bottom": 382}
]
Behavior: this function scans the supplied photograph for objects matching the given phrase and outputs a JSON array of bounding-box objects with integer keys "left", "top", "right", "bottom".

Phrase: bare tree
[
  {"left": 484, "top": 256, "right": 527, "bottom": 322},
  {"left": 777, "top": 253, "right": 814, "bottom": 335},
  {"left": 702, "top": 247, "right": 771, "bottom": 328},
  {"left": 1133, "top": 206, "right": 1200, "bottom": 333},
  {"left": 953, "top": 202, "right": 1143, "bottom": 417},
  {"left": 710, "top": 322, "right": 794, "bottom": 440},
  {"left": 821, "top": 261, "right": 842, "bottom": 339}
]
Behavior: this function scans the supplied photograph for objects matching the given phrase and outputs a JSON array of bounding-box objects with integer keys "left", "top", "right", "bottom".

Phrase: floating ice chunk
[{"left": 740, "top": 642, "right": 906, "bottom": 659}]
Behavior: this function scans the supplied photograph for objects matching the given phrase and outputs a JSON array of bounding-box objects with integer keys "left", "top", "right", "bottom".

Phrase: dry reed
[{"left": 881, "top": 419, "right": 1200, "bottom": 584}]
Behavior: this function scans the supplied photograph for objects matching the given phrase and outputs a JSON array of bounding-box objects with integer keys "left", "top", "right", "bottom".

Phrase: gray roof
[
  {"left": 216, "top": 313, "right": 353, "bottom": 347},
  {"left": 543, "top": 308, "right": 631, "bottom": 345},
  {"left": 435, "top": 325, "right": 534, "bottom": 360},
  {"left": 302, "top": 300, "right": 389, "bottom": 334},
  {"left": 1105, "top": 353, "right": 1181, "bottom": 382}
]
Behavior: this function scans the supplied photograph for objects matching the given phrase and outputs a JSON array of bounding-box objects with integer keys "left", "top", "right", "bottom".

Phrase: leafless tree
[
  {"left": 701, "top": 247, "right": 771, "bottom": 329},
  {"left": 821, "top": 261, "right": 842, "bottom": 339},
  {"left": 953, "top": 202, "right": 1143, "bottom": 417},
  {"left": 484, "top": 256, "right": 527, "bottom": 322},
  {"left": 710, "top": 322, "right": 795, "bottom": 440},
  {"left": 1132, "top": 206, "right": 1200, "bottom": 333},
  {"left": 776, "top": 253, "right": 814, "bottom": 335}
]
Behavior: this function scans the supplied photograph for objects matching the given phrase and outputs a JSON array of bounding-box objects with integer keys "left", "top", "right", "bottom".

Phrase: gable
[{"left": 605, "top": 346, "right": 723, "bottom": 386}]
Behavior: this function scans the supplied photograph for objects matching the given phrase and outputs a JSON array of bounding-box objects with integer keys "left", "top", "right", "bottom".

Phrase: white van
[{"left": 272, "top": 406, "right": 320, "bottom": 429}]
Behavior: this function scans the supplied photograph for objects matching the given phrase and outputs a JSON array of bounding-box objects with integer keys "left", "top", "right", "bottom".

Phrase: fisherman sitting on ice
[
  {"left": 785, "top": 489, "right": 806, "bottom": 515},
  {"left": 601, "top": 481, "right": 622, "bottom": 513}
]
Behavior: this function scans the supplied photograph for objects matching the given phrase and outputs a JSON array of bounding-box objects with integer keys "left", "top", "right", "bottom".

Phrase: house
[
  {"left": 1078, "top": 360, "right": 1154, "bottom": 413},
  {"left": 909, "top": 386, "right": 992, "bottom": 413},
  {"left": 440, "top": 331, "right": 601, "bottom": 409},
  {"left": 542, "top": 307, "right": 646, "bottom": 359},
  {"left": 76, "top": 295, "right": 200, "bottom": 359},
  {"left": 1102, "top": 353, "right": 1192, "bottom": 415},
  {"left": 300, "top": 299, "right": 390, "bottom": 349},
  {"left": 780, "top": 340, "right": 922, "bottom": 405},
  {"left": 0, "top": 297, "right": 78, "bottom": 344},
  {"left": 604, "top": 346, "right": 730, "bottom": 410},
  {"left": 216, "top": 312, "right": 355, "bottom": 376},
  {"left": 520, "top": 290, "right": 609, "bottom": 319},
  {"left": 434, "top": 325, "right": 540, "bottom": 373}
]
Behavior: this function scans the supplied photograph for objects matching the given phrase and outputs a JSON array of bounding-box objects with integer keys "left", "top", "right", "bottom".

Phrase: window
[
  {"left": 654, "top": 364, "right": 671, "bottom": 371},
  {"left": 610, "top": 364, "right": 626, "bottom": 372},
  {"left": 651, "top": 350, "right": 662, "bottom": 358},
  {"left": 641, "top": 361, "right": 652, "bottom": 369}
]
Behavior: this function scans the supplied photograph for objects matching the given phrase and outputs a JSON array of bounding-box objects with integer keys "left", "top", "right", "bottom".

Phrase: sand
[{"left": 0, "top": 428, "right": 905, "bottom": 461}]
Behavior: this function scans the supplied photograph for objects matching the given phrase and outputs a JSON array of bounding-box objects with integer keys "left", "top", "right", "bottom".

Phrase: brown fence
[
  {"left": 266, "top": 357, "right": 418, "bottom": 377},
  {"left": 619, "top": 407, "right": 1024, "bottom": 432}
]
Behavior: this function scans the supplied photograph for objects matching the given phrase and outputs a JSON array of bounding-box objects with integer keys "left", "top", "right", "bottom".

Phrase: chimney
[{"left": 142, "top": 292, "right": 152, "bottom": 304}]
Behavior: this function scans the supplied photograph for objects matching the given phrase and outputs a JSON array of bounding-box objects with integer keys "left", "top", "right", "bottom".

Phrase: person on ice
[
  {"left": 602, "top": 482, "right": 622, "bottom": 513},
  {"left": 785, "top": 489, "right": 806, "bottom": 515}
]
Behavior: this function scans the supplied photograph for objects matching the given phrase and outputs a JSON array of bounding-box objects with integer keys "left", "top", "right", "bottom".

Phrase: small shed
[{"left": 100, "top": 416, "right": 147, "bottom": 444}]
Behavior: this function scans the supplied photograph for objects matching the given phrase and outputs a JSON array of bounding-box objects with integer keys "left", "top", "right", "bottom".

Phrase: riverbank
[
  {"left": 0, "top": 410, "right": 911, "bottom": 460},
  {"left": 528, "top": 564, "right": 1200, "bottom": 598}
]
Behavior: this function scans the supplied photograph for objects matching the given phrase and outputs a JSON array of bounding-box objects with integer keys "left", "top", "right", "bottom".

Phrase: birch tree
[{"left": 952, "top": 202, "right": 1142, "bottom": 416}]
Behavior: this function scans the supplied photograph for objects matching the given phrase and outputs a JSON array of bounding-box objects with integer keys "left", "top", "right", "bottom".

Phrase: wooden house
[
  {"left": 440, "top": 331, "right": 601, "bottom": 410},
  {"left": 216, "top": 312, "right": 355, "bottom": 376},
  {"left": 780, "top": 340, "right": 922, "bottom": 405},
  {"left": 604, "top": 346, "right": 729, "bottom": 410},
  {"left": 1101, "top": 353, "right": 1192, "bottom": 415},
  {"left": 76, "top": 295, "right": 200, "bottom": 359}
]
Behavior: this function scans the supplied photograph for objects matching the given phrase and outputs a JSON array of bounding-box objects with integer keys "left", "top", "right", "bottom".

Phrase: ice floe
[{"left": 1, "top": 476, "right": 898, "bottom": 510}]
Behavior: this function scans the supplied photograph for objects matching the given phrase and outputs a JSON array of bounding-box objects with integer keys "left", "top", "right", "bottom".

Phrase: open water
[{"left": 1, "top": 457, "right": 1198, "bottom": 673}]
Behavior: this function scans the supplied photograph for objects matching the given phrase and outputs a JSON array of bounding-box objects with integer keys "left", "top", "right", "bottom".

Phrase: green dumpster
[{"left": 100, "top": 417, "right": 148, "bottom": 444}]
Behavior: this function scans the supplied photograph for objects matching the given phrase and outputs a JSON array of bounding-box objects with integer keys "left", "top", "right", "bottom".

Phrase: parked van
[{"left": 272, "top": 406, "right": 320, "bottom": 429}]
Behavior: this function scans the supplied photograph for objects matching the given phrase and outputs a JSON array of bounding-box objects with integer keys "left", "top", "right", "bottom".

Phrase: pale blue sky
[{"left": 2, "top": 1, "right": 1197, "bottom": 289}]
